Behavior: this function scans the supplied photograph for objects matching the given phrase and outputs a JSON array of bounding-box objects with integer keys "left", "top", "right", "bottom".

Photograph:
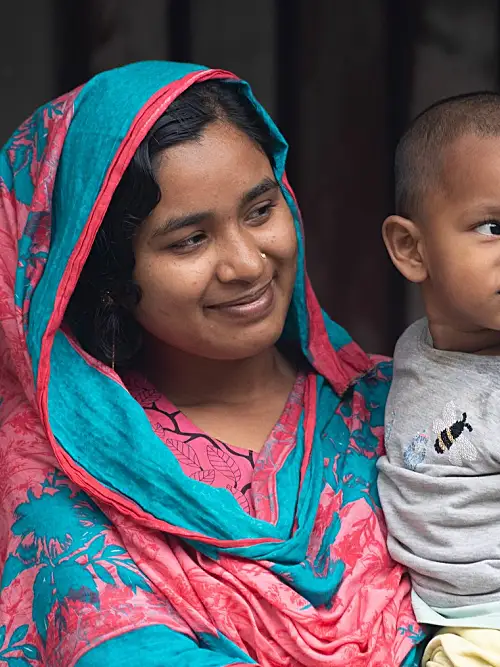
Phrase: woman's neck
[{"left": 139, "top": 343, "right": 296, "bottom": 408}]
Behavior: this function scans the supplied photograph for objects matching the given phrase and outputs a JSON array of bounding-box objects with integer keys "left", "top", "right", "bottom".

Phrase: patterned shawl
[{"left": 0, "top": 61, "right": 424, "bottom": 666}]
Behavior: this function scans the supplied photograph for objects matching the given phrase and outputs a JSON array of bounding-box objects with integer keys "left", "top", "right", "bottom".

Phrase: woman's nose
[{"left": 215, "top": 233, "right": 266, "bottom": 284}]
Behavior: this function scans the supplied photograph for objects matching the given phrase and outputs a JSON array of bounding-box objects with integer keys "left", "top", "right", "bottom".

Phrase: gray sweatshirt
[{"left": 378, "top": 318, "right": 500, "bottom": 610}]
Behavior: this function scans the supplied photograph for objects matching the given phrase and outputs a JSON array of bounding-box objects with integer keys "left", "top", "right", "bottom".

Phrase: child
[{"left": 378, "top": 92, "right": 500, "bottom": 667}]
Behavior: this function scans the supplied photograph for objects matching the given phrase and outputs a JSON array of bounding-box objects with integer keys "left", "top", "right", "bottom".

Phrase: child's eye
[{"left": 476, "top": 220, "right": 500, "bottom": 236}]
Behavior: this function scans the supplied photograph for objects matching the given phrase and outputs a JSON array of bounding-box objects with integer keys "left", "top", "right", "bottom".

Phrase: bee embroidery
[{"left": 433, "top": 401, "right": 477, "bottom": 466}]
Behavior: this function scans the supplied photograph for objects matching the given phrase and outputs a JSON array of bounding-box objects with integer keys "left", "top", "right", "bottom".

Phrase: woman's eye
[
  {"left": 476, "top": 221, "right": 500, "bottom": 236},
  {"left": 248, "top": 202, "right": 276, "bottom": 223},
  {"left": 170, "top": 233, "right": 206, "bottom": 251}
]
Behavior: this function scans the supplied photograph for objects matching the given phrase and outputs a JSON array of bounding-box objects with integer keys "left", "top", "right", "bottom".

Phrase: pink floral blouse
[{"left": 126, "top": 373, "right": 306, "bottom": 516}]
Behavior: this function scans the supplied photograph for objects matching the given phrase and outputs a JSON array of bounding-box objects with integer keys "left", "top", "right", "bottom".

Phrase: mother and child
[{"left": 0, "top": 58, "right": 499, "bottom": 667}]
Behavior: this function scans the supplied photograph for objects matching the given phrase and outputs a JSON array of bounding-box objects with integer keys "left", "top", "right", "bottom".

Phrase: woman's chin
[{"left": 197, "top": 325, "right": 286, "bottom": 362}]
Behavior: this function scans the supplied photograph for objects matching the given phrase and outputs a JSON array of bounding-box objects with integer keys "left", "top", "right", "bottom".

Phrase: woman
[{"left": 0, "top": 61, "right": 424, "bottom": 666}]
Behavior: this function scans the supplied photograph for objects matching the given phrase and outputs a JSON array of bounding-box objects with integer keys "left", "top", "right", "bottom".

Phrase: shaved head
[{"left": 395, "top": 92, "right": 500, "bottom": 220}]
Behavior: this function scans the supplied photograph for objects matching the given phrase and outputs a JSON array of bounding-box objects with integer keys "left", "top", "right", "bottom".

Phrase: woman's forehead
[{"left": 152, "top": 122, "right": 275, "bottom": 206}]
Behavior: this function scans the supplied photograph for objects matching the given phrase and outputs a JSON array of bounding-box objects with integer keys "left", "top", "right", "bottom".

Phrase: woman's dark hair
[{"left": 65, "top": 80, "right": 276, "bottom": 368}]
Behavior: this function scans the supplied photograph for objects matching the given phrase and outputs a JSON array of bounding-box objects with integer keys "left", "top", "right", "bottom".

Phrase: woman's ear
[{"left": 382, "top": 215, "right": 428, "bottom": 283}]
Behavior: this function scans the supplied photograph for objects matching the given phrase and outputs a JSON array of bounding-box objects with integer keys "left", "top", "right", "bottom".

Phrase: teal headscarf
[{"left": 0, "top": 61, "right": 425, "bottom": 666}]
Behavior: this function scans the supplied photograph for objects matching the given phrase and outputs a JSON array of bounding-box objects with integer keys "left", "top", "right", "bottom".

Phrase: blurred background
[{"left": 1, "top": 0, "right": 497, "bottom": 354}]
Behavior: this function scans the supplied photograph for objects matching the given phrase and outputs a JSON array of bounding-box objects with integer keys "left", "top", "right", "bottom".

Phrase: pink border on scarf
[{"left": 35, "top": 70, "right": 287, "bottom": 549}]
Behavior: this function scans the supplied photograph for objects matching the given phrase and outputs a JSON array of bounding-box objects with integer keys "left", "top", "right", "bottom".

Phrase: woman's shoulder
[
  {"left": 368, "top": 353, "right": 392, "bottom": 367},
  {"left": 350, "top": 353, "right": 393, "bottom": 405},
  {"left": 364, "top": 354, "right": 393, "bottom": 384}
]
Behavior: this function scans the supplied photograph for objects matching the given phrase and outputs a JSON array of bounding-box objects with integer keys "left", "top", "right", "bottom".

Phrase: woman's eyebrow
[
  {"left": 150, "top": 177, "right": 279, "bottom": 240},
  {"left": 151, "top": 211, "right": 210, "bottom": 239},
  {"left": 239, "top": 177, "right": 279, "bottom": 211}
]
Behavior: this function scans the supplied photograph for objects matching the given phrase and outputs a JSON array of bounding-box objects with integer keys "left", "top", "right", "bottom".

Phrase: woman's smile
[{"left": 205, "top": 278, "right": 275, "bottom": 321}]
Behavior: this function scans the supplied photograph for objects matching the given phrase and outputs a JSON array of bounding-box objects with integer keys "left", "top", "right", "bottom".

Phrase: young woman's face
[{"left": 132, "top": 120, "right": 298, "bottom": 361}]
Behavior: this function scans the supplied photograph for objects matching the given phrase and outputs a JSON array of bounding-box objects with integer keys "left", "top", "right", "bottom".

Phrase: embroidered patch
[
  {"left": 403, "top": 432, "right": 428, "bottom": 471},
  {"left": 432, "top": 401, "right": 477, "bottom": 466}
]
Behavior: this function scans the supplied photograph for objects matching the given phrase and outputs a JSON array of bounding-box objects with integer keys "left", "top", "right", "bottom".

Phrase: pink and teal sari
[{"left": 0, "top": 61, "right": 424, "bottom": 666}]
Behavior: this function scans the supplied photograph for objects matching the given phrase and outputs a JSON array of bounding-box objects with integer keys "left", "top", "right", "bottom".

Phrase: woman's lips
[{"left": 207, "top": 281, "right": 275, "bottom": 320}]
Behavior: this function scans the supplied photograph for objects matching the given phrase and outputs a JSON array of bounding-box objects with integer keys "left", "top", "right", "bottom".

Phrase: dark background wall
[{"left": 1, "top": 0, "right": 498, "bottom": 354}]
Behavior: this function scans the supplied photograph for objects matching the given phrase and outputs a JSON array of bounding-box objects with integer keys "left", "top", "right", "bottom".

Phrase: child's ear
[{"left": 382, "top": 215, "right": 428, "bottom": 283}]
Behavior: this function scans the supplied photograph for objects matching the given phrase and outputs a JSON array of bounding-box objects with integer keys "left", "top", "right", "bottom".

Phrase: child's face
[
  {"left": 420, "top": 134, "right": 500, "bottom": 346},
  {"left": 384, "top": 132, "right": 500, "bottom": 352}
]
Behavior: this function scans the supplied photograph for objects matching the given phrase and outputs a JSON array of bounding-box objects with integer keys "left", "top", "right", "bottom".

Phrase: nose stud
[{"left": 260, "top": 252, "right": 266, "bottom": 259}]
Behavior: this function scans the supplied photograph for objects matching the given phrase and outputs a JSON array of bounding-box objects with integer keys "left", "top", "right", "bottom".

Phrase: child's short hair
[{"left": 395, "top": 92, "right": 500, "bottom": 220}]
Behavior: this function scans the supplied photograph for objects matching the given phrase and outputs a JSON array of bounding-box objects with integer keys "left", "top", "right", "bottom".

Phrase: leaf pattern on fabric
[
  {"left": 1, "top": 555, "right": 27, "bottom": 590},
  {"left": 32, "top": 567, "right": 55, "bottom": 642},
  {"left": 225, "top": 486, "right": 250, "bottom": 513},
  {"left": 0, "top": 625, "right": 42, "bottom": 667},
  {"left": 0, "top": 623, "right": 41, "bottom": 667},
  {"left": 189, "top": 469, "right": 216, "bottom": 484},
  {"left": 1, "top": 475, "right": 155, "bottom": 647},
  {"left": 126, "top": 376, "right": 162, "bottom": 406},
  {"left": 206, "top": 446, "right": 241, "bottom": 483},
  {"left": 129, "top": 375, "right": 260, "bottom": 512},
  {"left": 164, "top": 438, "right": 201, "bottom": 468}
]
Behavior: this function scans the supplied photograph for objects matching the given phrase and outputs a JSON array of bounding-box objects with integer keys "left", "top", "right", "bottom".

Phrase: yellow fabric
[{"left": 423, "top": 628, "right": 500, "bottom": 666}]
